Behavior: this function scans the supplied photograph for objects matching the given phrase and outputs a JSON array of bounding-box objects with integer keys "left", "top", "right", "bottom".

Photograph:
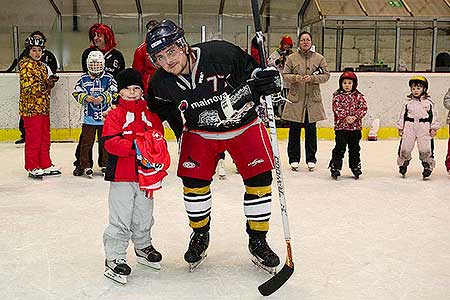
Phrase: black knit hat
[{"left": 117, "top": 68, "right": 144, "bottom": 92}]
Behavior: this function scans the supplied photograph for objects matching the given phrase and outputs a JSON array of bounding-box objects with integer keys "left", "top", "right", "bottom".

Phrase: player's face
[
  {"left": 154, "top": 44, "right": 188, "bottom": 75},
  {"left": 29, "top": 46, "right": 43, "bottom": 61},
  {"left": 119, "top": 85, "right": 143, "bottom": 100},
  {"left": 342, "top": 79, "right": 353, "bottom": 92},
  {"left": 93, "top": 32, "right": 106, "bottom": 50},
  {"left": 411, "top": 84, "right": 424, "bottom": 97},
  {"left": 299, "top": 34, "right": 312, "bottom": 52}
]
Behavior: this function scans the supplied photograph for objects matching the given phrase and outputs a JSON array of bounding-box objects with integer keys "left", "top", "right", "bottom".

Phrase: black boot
[
  {"left": 184, "top": 232, "right": 209, "bottom": 264},
  {"left": 135, "top": 245, "right": 162, "bottom": 270},
  {"left": 248, "top": 236, "right": 280, "bottom": 268}
]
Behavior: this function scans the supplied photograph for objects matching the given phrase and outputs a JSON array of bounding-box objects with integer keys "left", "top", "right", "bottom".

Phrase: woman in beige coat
[{"left": 282, "top": 31, "right": 330, "bottom": 171}]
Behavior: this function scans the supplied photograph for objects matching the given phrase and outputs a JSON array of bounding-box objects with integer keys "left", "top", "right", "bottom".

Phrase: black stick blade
[{"left": 258, "top": 263, "right": 294, "bottom": 296}]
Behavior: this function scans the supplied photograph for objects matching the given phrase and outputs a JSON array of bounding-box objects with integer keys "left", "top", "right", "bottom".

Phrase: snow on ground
[{"left": 0, "top": 139, "right": 449, "bottom": 300}]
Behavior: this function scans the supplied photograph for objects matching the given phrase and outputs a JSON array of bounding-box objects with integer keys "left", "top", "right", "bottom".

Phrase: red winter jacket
[
  {"left": 102, "top": 98, "right": 164, "bottom": 182},
  {"left": 332, "top": 90, "right": 368, "bottom": 131},
  {"left": 132, "top": 42, "right": 158, "bottom": 93}
]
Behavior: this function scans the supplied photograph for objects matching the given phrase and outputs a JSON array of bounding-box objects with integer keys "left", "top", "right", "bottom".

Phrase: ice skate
[
  {"left": 184, "top": 232, "right": 209, "bottom": 272},
  {"left": 399, "top": 166, "right": 407, "bottom": 178},
  {"left": 249, "top": 236, "right": 280, "bottom": 275},
  {"left": 104, "top": 258, "right": 131, "bottom": 284},
  {"left": 85, "top": 168, "right": 94, "bottom": 179},
  {"left": 290, "top": 162, "right": 299, "bottom": 171},
  {"left": 351, "top": 165, "right": 362, "bottom": 179},
  {"left": 422, "top": 168, "right": 432, "bottom": 180},
  {"left": 307, "top": 162, "right": 316, "bottom": 172},
  {"left": 135, "top": 245, "right": 162, "bottom": 270},
  {"left": 43, "top": 165, "right": 61, "bottom": 176},
  {"left": 73, "top": 166, "right": 83, "bottom": 176},
  {"left": 28, "top": 168, "right": 44, "bottom": 180},
  {"left": 217, "top": 159, "right": 226, "bottom": 180},
  {"left": 15, "top": 137, "right": 25, "bottom": 148},
  {"left": 328, "top": 161, "right": 341, "bottom": 180}
]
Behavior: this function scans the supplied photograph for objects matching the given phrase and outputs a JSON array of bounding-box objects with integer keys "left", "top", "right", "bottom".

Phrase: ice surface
[{"left": 0, "top": 140, "right": 449, "bottom": 300}]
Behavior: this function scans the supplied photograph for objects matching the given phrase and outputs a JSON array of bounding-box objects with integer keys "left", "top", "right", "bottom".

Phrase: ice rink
[{"left": 0, "top": 139, "right": 449, "bottom": 300}]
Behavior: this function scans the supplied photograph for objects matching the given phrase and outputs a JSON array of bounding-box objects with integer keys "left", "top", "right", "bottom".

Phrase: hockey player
[
  {"left": 328, "top": 71, "right": 367, "bottom": 179},
  {"left": 397, "top": 76, "right": 440, "bottom": 179},
  {"left": 72, "top": 50, "right": 117, "bottom": 177},
  {"left": 101, "top": 68, "right": 166, "bottom": 284},
  {"left": 146, "top": 19, "right": 282, "bottom": 273}
]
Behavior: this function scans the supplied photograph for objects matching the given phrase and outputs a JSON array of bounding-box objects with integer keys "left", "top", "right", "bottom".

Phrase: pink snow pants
[{"left": 397, "top": 121, "right": 435, "bottom": 169}]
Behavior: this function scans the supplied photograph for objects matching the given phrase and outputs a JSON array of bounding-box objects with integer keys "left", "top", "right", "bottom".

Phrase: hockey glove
[{"left": 248, "top": 67, "right": 282, "bottom": 98}]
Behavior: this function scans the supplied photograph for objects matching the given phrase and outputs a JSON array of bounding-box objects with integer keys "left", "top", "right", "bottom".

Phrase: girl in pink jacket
[
  {"left": 329, "top": 71, "right": 368, "bottom": 179},
  {"left": 397, "top": 76, "right": 440, "bottom": 179}
]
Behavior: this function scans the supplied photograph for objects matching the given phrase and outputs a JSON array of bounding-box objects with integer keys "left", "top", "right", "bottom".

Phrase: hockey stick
[{"left": 250, "top": 0, "right": 294, "bottom": 296}]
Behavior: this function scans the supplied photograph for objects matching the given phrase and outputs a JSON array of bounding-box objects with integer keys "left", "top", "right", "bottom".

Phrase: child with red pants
[
  {"left": 19, "top": 36, "right": 60, "bottom": 179},
  {"left": 444, "top": 87, "right": 450, "bottom": 175}
]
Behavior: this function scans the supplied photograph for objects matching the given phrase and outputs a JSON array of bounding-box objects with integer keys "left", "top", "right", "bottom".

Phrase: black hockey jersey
[{"left": 147, "top": 40, "right": 259, "bottom": 134}]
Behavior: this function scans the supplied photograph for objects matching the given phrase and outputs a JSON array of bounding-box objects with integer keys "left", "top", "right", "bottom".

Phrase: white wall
[{"left": 1, "top": 72, "right": 449, "bottom": 132}]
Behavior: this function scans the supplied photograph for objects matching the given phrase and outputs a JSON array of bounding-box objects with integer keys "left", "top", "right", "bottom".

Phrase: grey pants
[{"left": 103, "top": 182, "right": 154, "bottom": 260}]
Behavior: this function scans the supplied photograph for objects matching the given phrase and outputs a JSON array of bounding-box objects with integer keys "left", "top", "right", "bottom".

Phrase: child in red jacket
[
  {"left": 101, "top": 68, "right": 167, "bottom": 284},
  {"left": 328, "top": 71, "right": 368, "bottom": 179}
]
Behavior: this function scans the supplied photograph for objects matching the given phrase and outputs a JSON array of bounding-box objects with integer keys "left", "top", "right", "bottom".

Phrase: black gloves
[{"left": 248, "top": 67, "right": 282, "bottom": 98}]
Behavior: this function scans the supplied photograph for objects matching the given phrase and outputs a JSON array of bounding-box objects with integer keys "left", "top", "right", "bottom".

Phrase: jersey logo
[
  {"left": 198, "top": 110, "right": 221, "bottom": 127},
  {"left": 248, "top": 158, "right": 264, "bottom": 167},
  {"left": 178, "top": 100, "right": 188, "bottom": 112}
]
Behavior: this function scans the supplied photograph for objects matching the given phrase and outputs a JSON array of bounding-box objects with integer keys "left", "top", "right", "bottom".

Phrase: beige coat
[{"left": 282, "top": 49, "right": 330, "bottom": 123}]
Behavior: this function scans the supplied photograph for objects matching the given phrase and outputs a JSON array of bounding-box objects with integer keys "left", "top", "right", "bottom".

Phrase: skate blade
[
  {"left": 218, "top": 175, "right": 226, "bottom": 180},
  {"left": 188, "top": 253, "right": 207, "bottom": 272},
  {"left": 251, "top": 256, "right": 277, "bottom": 275},
  {"left": 104, "top": 268, "right": 127, "bottom": 284},
  {"left": 308, "top": 168, "right": 314, "bottom": 172},
  {"left": 28, "top": 174, "right": 43, "bottom": 180},
  {"left": 44, "top": 172, "right": 62, "bottom": 177},
  {"left": 136, "top": 257, "right": 161, "bottom": 270}
]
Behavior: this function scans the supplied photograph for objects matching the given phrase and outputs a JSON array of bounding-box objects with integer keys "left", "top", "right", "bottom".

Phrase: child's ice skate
[
  {"left": 43, "top": 165, "right": 61, "bottom": 176},
  {"left": 248, "top": 236, "right": 280, "bottom": 275},
  {"left": 421, "top": 162, "right": 432, "bottom": 180},
  {"left": 328, "top": 160, "right": 341, "bottom": 180},
  {"left": 73, "top": 165, "right": 83, "bottom": 176},
  {"left": 104, "top": 258, "right": 131, "bottom": 284},
  {"left": 28, "top": 168, "right": 44, "bottom": 180},
  {"left": 399, "top": 166, "right": 407, "bottom": 178},
  {"left": 135, "top": 245, "right": 162, "bottom": 270},
  {"left": 84, "top": 168, "right": 94, "bottom": 179},
  {"left": 351, "top": 164, "right": 362, "bottom": 179},
  {"left": 184, "top": 232, "right": 209, "bottom": 272}
]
